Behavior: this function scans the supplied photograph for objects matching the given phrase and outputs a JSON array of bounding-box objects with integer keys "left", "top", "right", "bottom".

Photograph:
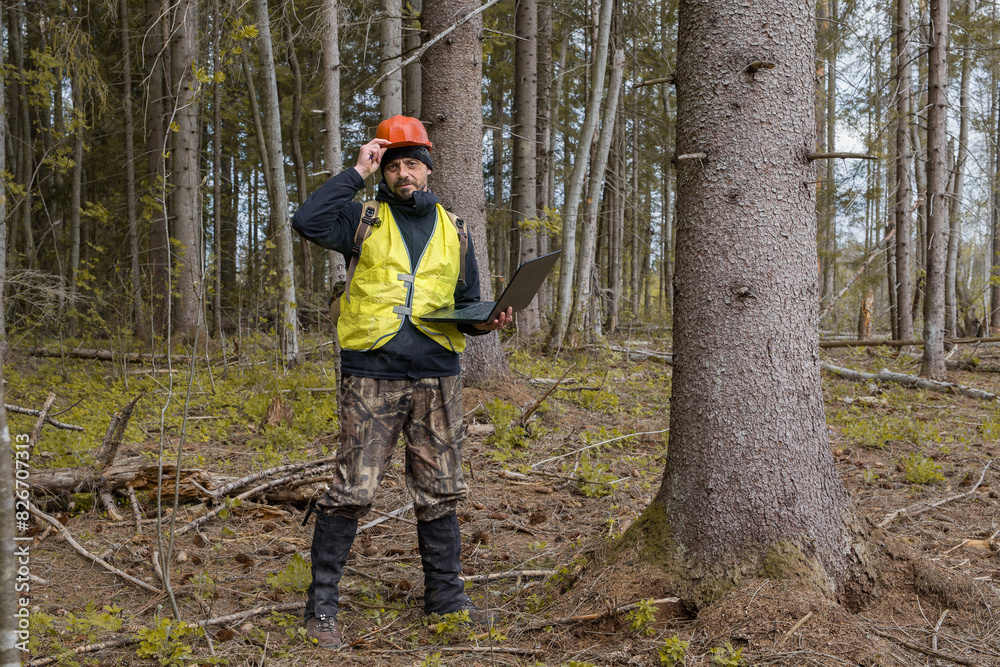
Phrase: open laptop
[{"left": 421, "top": 250, "right": 561, "bottom": 324}]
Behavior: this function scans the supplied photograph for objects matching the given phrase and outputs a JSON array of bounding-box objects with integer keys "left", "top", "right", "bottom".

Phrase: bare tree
[
  {"left": 548, "top": 0, "right": 614, "bottom": 351},
  {"left": 922, "top": 0, "right": 949, "bottom": 379},
  {"left": 120, "top": 0, "right": 147, "bottom": 340},
  {"left": 894, "top": 0, "right": 913, "bottom": 340},
  {"left": 627, "top": 0, "right": 872, "bottom": 604},
  {"left": 403, "top": 0, "right": 422, "bottom": 117},
  {"left": 212, "top": 0, "right": 223, "bottom": 338},
  {"left": 512, "top": 0, "right": 540, "bottom": 334},
  {"left": 145, "top": 0, "right": 170, "bottom": 336},
  {"left": 946, "top": 0, "right": 973, "bottom": 339},
  {"left": 253, "top": 0, "right": 300, "bottom": 365},
  {"left": 422, "top": 0, "right": 512, "bottom": 388}
]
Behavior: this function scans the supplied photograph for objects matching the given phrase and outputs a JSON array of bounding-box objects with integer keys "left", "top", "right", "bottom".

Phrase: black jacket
[{"left": 291, "top": 167, "right": 486, "bottom": 379}]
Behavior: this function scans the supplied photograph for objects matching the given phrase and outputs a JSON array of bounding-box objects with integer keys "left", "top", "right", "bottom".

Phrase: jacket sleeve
[{"left": 291, "top": 168, "right": 366, "bottom": 256}]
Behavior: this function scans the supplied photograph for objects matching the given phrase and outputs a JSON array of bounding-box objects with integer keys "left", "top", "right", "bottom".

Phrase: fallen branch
[
  {"left": 210, "top": 455, "right": 338, "bottom": 499},
  {"left": 369, "top": 646, "right": 538, "bottom": 656},
  {"left": 531, "top": 428, "right": 669, "bottom": 469},
  {"left": 28, "top": 504, "right": 161, "bottom": 594},
  {"left": 176, "top": 463, "right": 337, "bottom": 535},
  {"left": 518, "top": 363, "right": 575, "bottom": 428},
  {"left": 878, "top": 460, "right": 993, "bottom": 528},
  {"left": 4, "top": 404, "right": 83, "bottom": 430},
  {"left": 871, "top": 628, "right": 982, "bottom": 667},
  {"left": 820, "top": 335, "right": 1000, "bottom": 349},
  {"left": 359, "top": 502, "right": 414, "bottom": 533},
  {"left": 820, "top": 362, "right": 1000, "bottom": 401},
  {"left": 460, "top": 569, "right": 554, "bottom": 583},
  {"left": 527, "top": 596, "right": 680, "bottom": 629},
  {"left": 608, "top": 345, "right": 673, "bottom": 365},
  {"left": 27, "top": 392, "right": 57, "bottom": 457},
  {"left": 25, "top": 346, "right": 237, "bottom": 365}
]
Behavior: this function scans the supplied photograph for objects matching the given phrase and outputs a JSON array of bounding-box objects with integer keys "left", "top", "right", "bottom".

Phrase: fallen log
[
  {"left": 25, "top": 346, "right": 239, "bottom": 365},
  {"left": 820, "top": 336, "right": 1000, "bottom": 349},
  {"left": 4, "top": 404, "right": 83, "bottom": 430},
  {"left": 820, "top": 362, "right": 999, "bottom": 401}
]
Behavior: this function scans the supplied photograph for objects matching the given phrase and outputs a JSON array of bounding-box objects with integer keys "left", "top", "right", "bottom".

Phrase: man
[{"left": 291, "top": 115, "right": 511, "bottom": 649}]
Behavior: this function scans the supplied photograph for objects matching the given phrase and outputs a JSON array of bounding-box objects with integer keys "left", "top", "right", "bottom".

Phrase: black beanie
[{"left": 381, "top": 146, "right": 433, "bottom": 173}]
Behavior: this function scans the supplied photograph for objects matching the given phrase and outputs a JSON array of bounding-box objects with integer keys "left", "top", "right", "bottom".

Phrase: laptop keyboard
[{"left": 449, "top": 301, "right": 495, "bottom": 320}]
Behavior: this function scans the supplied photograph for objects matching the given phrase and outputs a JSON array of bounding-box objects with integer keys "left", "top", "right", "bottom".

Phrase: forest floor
[{"left": 9, "top": 332, "right": 1000, "bottom": 666}]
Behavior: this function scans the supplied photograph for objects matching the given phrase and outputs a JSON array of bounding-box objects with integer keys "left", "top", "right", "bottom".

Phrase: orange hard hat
[{"left": 376, "top": 115, "right": 432, "bottom": 149}]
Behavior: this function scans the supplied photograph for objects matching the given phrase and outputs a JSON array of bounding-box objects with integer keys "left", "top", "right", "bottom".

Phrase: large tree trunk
[
  {"left": 512, "top": 0, "right": 540, "bottom": 334},
  {"left": 145, "top": 0, "right": 170, "bottom": 337},
  {"left": 547, "top": 0, "right": 614, "bottom": 351},
  {"left": 894, "top": 0, "right": 913, "bottom": 340},
  {"left": 921, "top": 0, "right": 949, "bottom": 379},
  {"left": 121, "top": 0, "right": 147, "bottom": 341},
  {"left": 211, "top": 0, "right": 223, "bottom": 338},
  {"left": 422, "top": 0, "right": 512, "bottom": 388},
  {"left": 253, "top": 0, "right": 299, "bottom": 365},
  {"left": 630, "top": 0, "right": 871, "bottom": 606},
  {"left": 171, "top": 0, "right": 204, "bottom": 337},
  {"left": 381, "top": 0, "right": 403, "bottom": 117}
]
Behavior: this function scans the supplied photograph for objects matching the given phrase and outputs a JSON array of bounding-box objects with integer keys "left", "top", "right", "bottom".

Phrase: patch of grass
[
  {"left": 901, "top": 452, "right": 945, "bottom": 485},
  {"left": 834, "top": 410, "right": 944, "bottom": 449},
  {"left": 267, "top": 553, "right": 311, "bottom": 593}
]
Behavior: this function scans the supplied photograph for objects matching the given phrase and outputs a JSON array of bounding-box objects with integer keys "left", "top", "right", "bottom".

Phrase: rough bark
[
  {"left": 513, "top": 0, "right": 540, "bottom": 334},
  {"left": 403, "top": 0, "right": 423, "bottom": 118},
  {"left": 381, "top": 0, "right": 403, "bottom": 117},
  {"left": 632, "top": 0, "right": 872, "bottom": 606},
  {"left": 212, "top": 0, "right": 223, "bottom": 338},
  {"left": 253, "top": 0, "right": 299, "bottom": 365},
  {"left": 922, "top": 0, "right": 949, "bottom": 379},
  {"left": 121, "top": 0, "right": 147, "bottom": 340},
  {"left": 422, "top": 0, "right": 512, "bottom": 388},
  {"left": 548, "top": 0, "right": 614, "bottom": 351},
  {"left": 894, "top": 0, "right": 913, "bottom": 340},
  {"left": 171, "top": 0, "right": 204, "bottom": 337},
  {"left": 145, "top": 0, "right": 170, "bottom": 336}
]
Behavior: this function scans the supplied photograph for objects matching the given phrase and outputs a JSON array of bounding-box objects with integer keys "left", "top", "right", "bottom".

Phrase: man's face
[{"left": 383, "top": 158, "right": 430, "bottom": 201}]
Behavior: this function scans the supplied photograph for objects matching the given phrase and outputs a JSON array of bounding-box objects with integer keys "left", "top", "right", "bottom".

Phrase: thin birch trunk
[
  {"left": 991, "top": 81, "right": 1000, "bottom": 331},
  {"left": 548, "top": 0, "right": 614, "bottom": 351},
  {"left": 513, "top": 0, "right": 539, "bottom": 333},
  {"left": 573, "top": 49, "right": 625, "bottom": 339},
  {"left": 212, "top": 0, "right": 223, "bottom": 337}
]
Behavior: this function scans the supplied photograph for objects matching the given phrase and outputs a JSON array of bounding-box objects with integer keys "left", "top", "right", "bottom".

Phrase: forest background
[{"left": 2, "top": 0, "right": 1000, "bottom": 665}]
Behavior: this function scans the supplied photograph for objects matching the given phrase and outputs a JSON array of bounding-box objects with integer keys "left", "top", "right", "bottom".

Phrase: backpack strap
[
  {"left": 343, "top": 200, "right": 379, "bottom": 303},
  {"left": 444, "top": 210, "right": 469, "bottom": 285}
]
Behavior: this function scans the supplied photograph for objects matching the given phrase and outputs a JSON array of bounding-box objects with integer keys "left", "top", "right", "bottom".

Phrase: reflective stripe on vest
[{"left": 337, "top": 202, "right": 466, "bottom": 353}]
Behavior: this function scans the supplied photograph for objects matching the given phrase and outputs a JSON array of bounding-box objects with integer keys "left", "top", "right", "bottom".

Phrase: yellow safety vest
[{"left": 338, "top": 202, "right": 466, "bottom": 353}]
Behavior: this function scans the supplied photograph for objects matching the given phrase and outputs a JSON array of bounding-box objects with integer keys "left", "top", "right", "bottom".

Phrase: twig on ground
[
  {"left": 370, "top": 507, "right": 416, "bottom": 525},
  {"left": 367, "top": 647, "right": 538, "bottom": 656},
  {"left": 360, "top": 502, "right": 414, "bottom": 533},
  {"left": 878, "top": 460, "right": 993, "bottom": 528},
  {"left": 871, "top": 628, "right": 981, "bottom": 667},
  {"left": 531, "top": 428, "right": 669, "bottom": 469},
  {"left": 526, "top": 596, "right": 680, "bottom": 629},
  {"left": 28, "top": 504, "right": 161, "bottom": 594},
  {"left": 518, "top": 363, "right": 575, "bottom": 428},
  {"left": 460, "top": 569, "right": 554, "bottom": 583}
]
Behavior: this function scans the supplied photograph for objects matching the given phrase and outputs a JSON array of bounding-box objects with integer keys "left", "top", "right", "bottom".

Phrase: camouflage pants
[{"left": 317, "top": 374, "right": 468, "bottom": 523}]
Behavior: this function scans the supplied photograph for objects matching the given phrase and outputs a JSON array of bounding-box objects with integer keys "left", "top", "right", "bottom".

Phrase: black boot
[
  {"left": 418, "top": 512, "right": 494, "bottom": 625},
  {"left": 304, "top": 513, "right": 357, "bottom": 646}
]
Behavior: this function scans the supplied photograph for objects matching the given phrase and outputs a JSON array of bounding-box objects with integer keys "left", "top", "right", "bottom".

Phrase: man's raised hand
[{"left": 353, "top": 138, "right": 391, "bottom": 180}]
